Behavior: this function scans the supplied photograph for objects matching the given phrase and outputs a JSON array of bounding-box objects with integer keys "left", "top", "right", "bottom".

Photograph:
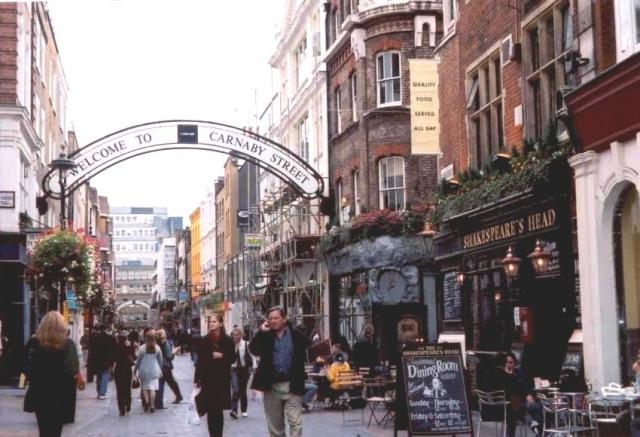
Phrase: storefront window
[
  {"left": 338, "top": 273, "right": 371, "bottom": 346},
  {"left": 614, "top": 185, "right": 640, "bottom": 382}
]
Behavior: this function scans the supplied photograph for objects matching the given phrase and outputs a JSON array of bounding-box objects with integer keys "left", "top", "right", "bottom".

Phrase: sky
[{"left": 48, "top": 0, "right": 283, "bottom": 223}]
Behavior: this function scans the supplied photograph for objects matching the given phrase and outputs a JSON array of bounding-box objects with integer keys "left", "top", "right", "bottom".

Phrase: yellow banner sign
[{"left": 410, "top": 59, "right": 440, "bottom": 155}]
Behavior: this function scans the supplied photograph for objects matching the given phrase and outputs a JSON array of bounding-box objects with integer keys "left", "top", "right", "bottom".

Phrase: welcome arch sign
[{"left": 42, "top": 120, "right": 325, "bottom": 199}]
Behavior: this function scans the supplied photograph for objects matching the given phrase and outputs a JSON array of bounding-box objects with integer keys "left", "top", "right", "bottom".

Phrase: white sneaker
[
  {"left": 98, "top": 395, "right": 107, "bottom": 400},
  {"left": 242, "top": 412, "right": 248, "bottom": 417}
]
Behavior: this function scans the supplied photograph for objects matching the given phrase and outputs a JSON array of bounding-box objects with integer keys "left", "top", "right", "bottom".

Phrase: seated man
[{"left": 302, "top": 383, "right": 317, "bottom": 412}]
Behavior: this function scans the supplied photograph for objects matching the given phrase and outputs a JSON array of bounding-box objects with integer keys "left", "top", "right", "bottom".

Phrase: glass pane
[
  {"left": 392, "top": 53, "right": 400, "bottom": 77},
  {"left": 562, "top": 6, "right": 573, "bottom": 50},
  {"left": 396, "top": 189, "right": 404, "bottom": 210},
  {"left": 379, "top": 81, "right": 387, "bottom": 104},
  {"left": 377, "top": 55, "right": 384, "bottom": 80},
  {"left": 384, "top": 54, "right": 392, "bottom": 78},
  {"left": 636, "top": 0, "right": 640, "bottom": 43},
  {"left": 380, "top": 160, "right": 387, "bottom": 189},
  {"left": 392, "top": 78, "right": 401, "bottom": 102}
]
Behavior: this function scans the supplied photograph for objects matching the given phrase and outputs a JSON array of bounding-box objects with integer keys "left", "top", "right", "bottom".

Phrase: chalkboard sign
[
  {"left": 401, "top": 343, "right": 472, "bottom": 435},
  {"left": 443, "top": 272, "right": 462, "bottom": 322}
]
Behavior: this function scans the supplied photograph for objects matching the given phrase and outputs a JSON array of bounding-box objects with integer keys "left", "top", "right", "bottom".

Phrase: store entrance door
[{"left": 372, "top": 303, "right": 426, "bottom": 365}]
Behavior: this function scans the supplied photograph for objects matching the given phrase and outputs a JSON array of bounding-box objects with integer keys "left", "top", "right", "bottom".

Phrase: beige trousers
[{"left": 263, "top": 381, "right": 303, "bottom": 437}]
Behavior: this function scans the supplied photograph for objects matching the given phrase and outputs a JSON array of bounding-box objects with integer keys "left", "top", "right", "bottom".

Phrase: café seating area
[
  {"left": 304, "top": 363, "right": 397, "bottom": 428},
  {"left": 474, "top": 382, "right": 640, "bottom": 436}
]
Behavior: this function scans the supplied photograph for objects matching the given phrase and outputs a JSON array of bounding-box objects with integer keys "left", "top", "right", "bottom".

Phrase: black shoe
[
  {"left": 230, "top": 411, "right": 238, "bottom": 419},
  {"left": 173, "top": 396, "right": 184, "bottom": 404},
  {"left": 149, "top": 408, "right": 155, "bottom": 413},
  {"left": 302, "top": 403, "right": 310, "bottom": 412},
  {"left": 119, "top": 412, "right": 125, "bottom": 416}
]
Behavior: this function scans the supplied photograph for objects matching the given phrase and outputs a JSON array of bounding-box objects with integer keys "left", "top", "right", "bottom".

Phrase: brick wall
[
  {"left": 438, "top": 0, "right": 522, "bottom": 175},
  {"left": 327, "top": 12, "right": 439, "bottom": 216},
  {"left": 0, "top": 3, "right": 17, "bottom": 105}
]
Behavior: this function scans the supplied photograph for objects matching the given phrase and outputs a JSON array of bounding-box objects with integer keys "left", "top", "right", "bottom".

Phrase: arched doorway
[{"left": 613, "top": 184, "right": 640, "bottom": 383}]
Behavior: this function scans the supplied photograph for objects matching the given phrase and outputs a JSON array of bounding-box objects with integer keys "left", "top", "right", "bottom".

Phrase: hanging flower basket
[{"left": 27, "top": 230, "right": 98, "bottom": 303}]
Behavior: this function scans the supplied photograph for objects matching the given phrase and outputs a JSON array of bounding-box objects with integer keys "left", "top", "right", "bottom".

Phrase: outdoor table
[{"left": 601, "top": 390, "right": 640, "bottom": 433}]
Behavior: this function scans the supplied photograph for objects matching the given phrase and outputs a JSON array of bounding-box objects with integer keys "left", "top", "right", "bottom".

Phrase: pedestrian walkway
[
  {"left": 0, "top": 354, "right": 537, "bottom": 436},
  {"left": 0, "top": 355, "right": 395, "bottom": 437}
]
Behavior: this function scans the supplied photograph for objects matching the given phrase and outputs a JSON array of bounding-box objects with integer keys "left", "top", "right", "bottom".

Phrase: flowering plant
[
  {"left": 27, "top": 229, "right": 99, "bottom": 303},
  {"left": 319, "top": 208, "right": 427, "bottom": 254}
]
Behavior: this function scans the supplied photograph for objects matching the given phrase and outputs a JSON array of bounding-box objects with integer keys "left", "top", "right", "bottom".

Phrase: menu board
[
  {"left": 536, "top": 240, "right": 561, "bottom": 278},
  {"left": 401, "top": 343, "right": 472, "bottom": 435},
  {"left": 443, "top": 272, "right": 462, "bottom": 322}
]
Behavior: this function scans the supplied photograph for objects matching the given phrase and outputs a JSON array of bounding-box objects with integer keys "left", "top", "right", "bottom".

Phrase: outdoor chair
[
  {"left": 541, "top": 408, "right": 598, "bottom": 436},
  {"left": 587, "top": 394, "right": 628, "bottom": 434},
  {"left": 334, "top": 370, "right": 364, "bottom": 425},
  {"left": 539, "top": 394, "right": 571, "bottom": 434},
  {"left": 476, "top": 390, "right": 509, "bottom": 437},
  {"left": 361, "top": 377, "right": 387, "bottom": 427}
]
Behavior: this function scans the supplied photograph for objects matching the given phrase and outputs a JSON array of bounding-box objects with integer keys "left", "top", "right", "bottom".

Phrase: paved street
[{"left": 0, "top": 355, "right": 400, "bottom": 437}]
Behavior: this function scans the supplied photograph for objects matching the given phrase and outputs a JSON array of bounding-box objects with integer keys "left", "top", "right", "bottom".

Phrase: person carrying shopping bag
[
  {"left": 194, "top": 314, "right": 234, "bottom": 437},
  {"left": 134, "top": 330, "right": 163, "bottom": 413}
]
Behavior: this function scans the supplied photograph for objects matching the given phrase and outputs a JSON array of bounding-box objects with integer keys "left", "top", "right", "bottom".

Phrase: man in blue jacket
[{"left": 249, "top": 307, "right": 309, "bottom": 437}]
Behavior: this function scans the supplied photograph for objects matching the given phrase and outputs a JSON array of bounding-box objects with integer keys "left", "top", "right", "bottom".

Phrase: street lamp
[
  {"left": 527, "top": 239, "right": 551, "bottom": 274},
  {"left": 501, "top": 246, "right": 522, "bottom": 279},
  {"left": 50, "top": 149, "right": 77, "bottom": 230}
]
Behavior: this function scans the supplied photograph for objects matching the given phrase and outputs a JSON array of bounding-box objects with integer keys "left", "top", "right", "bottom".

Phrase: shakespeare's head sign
[{"left": 43, "top": 120, "right": 324, "bottom": 199}]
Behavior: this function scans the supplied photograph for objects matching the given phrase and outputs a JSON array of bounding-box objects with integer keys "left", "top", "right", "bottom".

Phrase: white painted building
[
  {"left": 253, "top": 0, "right": 330, "bottom": 336},
  {"left": 565, "top": 0, "right": 640, "bottom": 389}
]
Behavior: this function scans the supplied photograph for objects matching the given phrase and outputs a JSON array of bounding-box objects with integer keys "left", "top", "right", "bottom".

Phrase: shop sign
[
  {"left": 0, "top": 191, "right": 15, "bottom": 208},
  {"left": 244, "top": 233, "right": 263, "bottom": 248},
  {"left": 462, "top": 208, "right": 557, "bottom": 250},
  {"left": 409, "top": 59, "right": 440, "bottom": 155}
]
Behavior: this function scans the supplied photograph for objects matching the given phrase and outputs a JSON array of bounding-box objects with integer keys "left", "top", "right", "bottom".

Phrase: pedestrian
[
  {"left": 249, "top": 307, "right": 310, "bottom": 437},
  {"left": 352, "top": 324, "right": 378, "bottom": 374},
  {"left": 194, "top": 314, "right": 234, "bottom": 437},
  {"left": 155, "top": 328, "right": 183, "bottom": 409},
  {"left": 114, "top": 332, "right": 136, "bottom": 416},
  {"left": 230, "top": 327, "right": 254, "bottom": 419},
  {"left": 134, "top": 330, "right": 163, "bottom": 413},
  {"left": 92, "top": 325, "right": 116, "bottom": 400},
  {"left": 79, "top": 327, "right": 90, "bottom": 368},
  {"left": 23, "top": 311, "right": 85, "bottom": 437}
]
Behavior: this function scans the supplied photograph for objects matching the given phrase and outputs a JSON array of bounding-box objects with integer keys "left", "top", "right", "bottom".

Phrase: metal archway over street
[{"left": 42, "top": 120, "right": 324, "bottom": 199}]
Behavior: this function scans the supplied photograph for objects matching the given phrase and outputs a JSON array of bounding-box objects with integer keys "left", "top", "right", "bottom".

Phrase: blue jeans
[
  {"left": 303, "top": 383, "right": 317, "bottom": 405},
  {"left": 155, "top": 376, "right": 165, "bottom": 408},
  {"left": 96, "top": 369, "right": 110, "bottom": 397},
  {"left": 231, "top": 367, "right": 250, "bottom": 413}
]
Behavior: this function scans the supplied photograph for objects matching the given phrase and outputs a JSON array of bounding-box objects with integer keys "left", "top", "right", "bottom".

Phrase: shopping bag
[{"left": 186, "top": 388, "right": 201, "bottom": 426}]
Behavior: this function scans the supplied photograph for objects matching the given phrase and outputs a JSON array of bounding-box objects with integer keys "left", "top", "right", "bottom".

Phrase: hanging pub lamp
[
  {"left": 528, "top": 239, "right": 551, "bottom": 274},
  {"left": 501, "top": 246, "right": 522, "bottom": 278}
]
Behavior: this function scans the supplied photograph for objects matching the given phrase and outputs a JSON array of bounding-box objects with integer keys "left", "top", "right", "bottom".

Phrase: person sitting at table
[
  {"left": 326, "top": 353, "right": 351, "bottom": 407},
  {"left": 330, "top": 343, "right": 349, "bottom": 364},
  {"left": 492, "top": 352, "right": 543, "bottom": 437},
  {"left": 312, "top": 356, "right": 326, "bottom": 374}
]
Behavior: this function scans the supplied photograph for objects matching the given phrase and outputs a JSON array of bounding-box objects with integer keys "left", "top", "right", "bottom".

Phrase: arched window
[{"left": 378, "top": 156, "right": 405, "bottom": 210}]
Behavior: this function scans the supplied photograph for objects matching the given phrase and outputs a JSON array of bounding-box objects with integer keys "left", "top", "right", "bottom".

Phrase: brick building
[
  {"left": 433, "top": 0, "right": 609, "bottom": 386},
  {"left": 323, "top": 0, "right": 441, "bottom": 361},
  {"left": 326, "top": 0, "right": 439, "bottom": 221}
]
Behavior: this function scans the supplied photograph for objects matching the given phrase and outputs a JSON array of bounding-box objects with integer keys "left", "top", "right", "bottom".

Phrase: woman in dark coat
[
  {"left": 194, "top": 314, "right": 234, "bottom": 437},
  {"left": 24, "top": 311, "right": 83, "bottom": 437},
  {"left": 114, "top": 332, "right": 136, "bottom": 416}
]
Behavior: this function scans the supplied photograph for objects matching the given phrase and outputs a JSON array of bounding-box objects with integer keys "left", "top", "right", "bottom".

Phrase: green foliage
[
  {"left": 430, "top": 121, "right": 569, "bottom": 227},
  {"left": 27, "top": 230, "right": 97, "bottom": 301}
]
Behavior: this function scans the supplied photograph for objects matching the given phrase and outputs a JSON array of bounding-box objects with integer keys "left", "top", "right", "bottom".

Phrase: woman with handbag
[
  {"left": 194, "top": 314, "right": 234, "bottom": 437},
  {"left": 114, "top": 331, "right": 136, "bottom": 416},
  {"left": 23, "top": 311, "right": 85, "bottom": 437},
  {"left": 134, "top": 330, "right": 163, "bottom": 413}
]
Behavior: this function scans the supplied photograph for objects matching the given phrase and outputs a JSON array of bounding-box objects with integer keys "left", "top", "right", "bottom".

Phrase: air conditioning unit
[{"left": 501, "top": 35, "right": 521, "bottom": 66}]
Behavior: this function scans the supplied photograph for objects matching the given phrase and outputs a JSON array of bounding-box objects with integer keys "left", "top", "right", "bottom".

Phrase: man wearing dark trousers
[{"left": 249, "top": 307, "right": 309, "bottom": 437}]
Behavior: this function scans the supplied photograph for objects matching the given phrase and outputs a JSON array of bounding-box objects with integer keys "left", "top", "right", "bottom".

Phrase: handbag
[{"left": 132, "top": 377, "right": 141, "bottom": 389}]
